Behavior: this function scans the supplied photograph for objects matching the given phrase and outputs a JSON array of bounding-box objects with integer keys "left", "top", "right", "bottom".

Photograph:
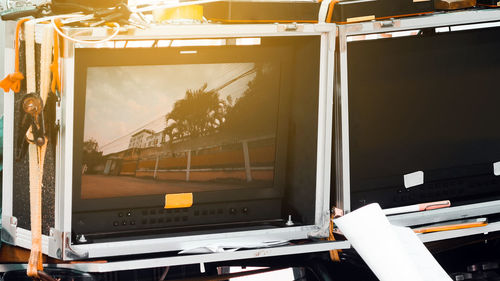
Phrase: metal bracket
[
  {"left": 1, "top": 216, "right": 18, "bottom": 245},
  {"left": 373, "top": 19, "right": 401, "bottom": 29},
  {"left": 278, "top": 23, "right": 304, "bottom": 32},
  {"left": 307, "top": 211, "right": 331, "bottom": 238},
  {"left": 49, "top": 228, "right": 89, "bottom": 260}
]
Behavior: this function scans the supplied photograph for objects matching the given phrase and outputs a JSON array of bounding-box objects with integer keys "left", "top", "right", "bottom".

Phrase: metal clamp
[
  {"left": 373, "top": 19, "right": 401, "bottom": 29},
  {"left": 49, "top": 229, "right": 89, "bottom": 260},
  {"left": 1, "top": 216, "right": 18, "bottom": 244},
  {"left": 278, "top": 23, "right": 304, "bottom": 32}
]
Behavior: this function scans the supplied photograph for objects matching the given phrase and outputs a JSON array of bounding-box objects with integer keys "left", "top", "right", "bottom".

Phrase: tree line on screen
[
  {"left": 82, "top": 65, "right": 278, "bottom": 171},
  {"left": 164, "top": 66, "right": 277, "bottom": 143}
]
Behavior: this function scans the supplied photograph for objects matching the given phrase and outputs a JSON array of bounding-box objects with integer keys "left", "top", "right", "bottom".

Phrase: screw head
[{"left": 77, "top": 234, "right": 87, "bottom": 243}]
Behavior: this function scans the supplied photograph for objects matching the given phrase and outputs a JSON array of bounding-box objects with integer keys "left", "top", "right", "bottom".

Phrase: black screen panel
[{"left": 347, "top": 27, "right": 500, "bottom": 209}]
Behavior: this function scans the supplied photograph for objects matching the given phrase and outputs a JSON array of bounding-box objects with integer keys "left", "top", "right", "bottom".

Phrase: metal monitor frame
[
  {"left": 2, "top": 22, "right": 336, "bottom": 260},
  {"left": 335, "top": 10, "right": 500, "bottom": 234}
]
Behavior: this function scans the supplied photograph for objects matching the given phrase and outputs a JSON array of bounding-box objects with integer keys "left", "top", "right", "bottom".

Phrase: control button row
[{"left": 113, "top": 220, "right": 136, "bottom": 226}]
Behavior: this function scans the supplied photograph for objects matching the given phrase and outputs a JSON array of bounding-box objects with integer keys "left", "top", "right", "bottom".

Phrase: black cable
[{"left": 37, "top": 271, "right": 57, "bottom": 281}]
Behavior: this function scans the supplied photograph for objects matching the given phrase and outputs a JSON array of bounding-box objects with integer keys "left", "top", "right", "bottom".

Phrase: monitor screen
[
  {"left": 347, "top": 26, "right": 500, "bottom": 209},
  {"left": 81, "top": 62, "right": 281, "bottom": 199}
]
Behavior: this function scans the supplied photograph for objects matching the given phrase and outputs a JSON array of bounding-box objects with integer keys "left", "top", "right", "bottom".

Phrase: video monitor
[{"left": 71, "top": 36, "right": 322, "bottom": 239}]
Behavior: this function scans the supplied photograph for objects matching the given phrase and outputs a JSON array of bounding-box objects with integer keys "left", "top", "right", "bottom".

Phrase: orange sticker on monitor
[{"left": 164, "top": 193, "right": 193, "bottom": 209}]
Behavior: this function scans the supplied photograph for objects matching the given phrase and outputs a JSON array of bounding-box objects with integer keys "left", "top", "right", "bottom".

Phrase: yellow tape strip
[
  {"left": 165, "top": 193, "right": 193, "bottom": 209},
  {"left": 346, "top": 15, "right": 375, "bottom": 23}
]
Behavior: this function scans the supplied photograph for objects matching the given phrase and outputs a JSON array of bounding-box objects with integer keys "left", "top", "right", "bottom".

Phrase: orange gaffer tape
[
  {"left": 0, "top": 18, "right": 30, "bottom": 93},
  {"left": 165, "top": 193, "right": 193, "bottom": 209}
]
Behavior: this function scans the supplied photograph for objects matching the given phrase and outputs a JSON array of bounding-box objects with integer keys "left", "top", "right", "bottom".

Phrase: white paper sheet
[
  {"left": 178, "top": 240, "right": 290, "bottom": 254},
  {"left": 334, "top": 203, "right": 451, "bottom": 281}
]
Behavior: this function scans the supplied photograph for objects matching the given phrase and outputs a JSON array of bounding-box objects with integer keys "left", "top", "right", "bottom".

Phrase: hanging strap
[
  {"left": 26, "top": 22, "right": 54, "bottom": 279},
  {"left": 0, "top": 18, "right": 30, "bottom": 93},
  {"left": 50, "top": 23, "right": 61, "bottom": 95},
  {"left": 24, "top": 20, "right": 42, "bottom": 279}
]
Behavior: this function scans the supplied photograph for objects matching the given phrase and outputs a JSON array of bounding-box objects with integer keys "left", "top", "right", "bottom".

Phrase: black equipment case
[
  {"left": 202, "top": 1, "right": 321, "bottom": 23},
  {"left": 326, "top": 0, "right": 434, "bottom": 24}
]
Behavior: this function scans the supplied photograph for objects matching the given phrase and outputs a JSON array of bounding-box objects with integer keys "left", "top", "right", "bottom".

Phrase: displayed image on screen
[{"left": 81, "top": 62, "right": 281, "bottom": 199}]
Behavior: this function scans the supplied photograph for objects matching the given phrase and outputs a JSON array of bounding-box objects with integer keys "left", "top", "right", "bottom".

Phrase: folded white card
[{"left": 335, "top": 203, "right": 451, "bottom": 281}]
